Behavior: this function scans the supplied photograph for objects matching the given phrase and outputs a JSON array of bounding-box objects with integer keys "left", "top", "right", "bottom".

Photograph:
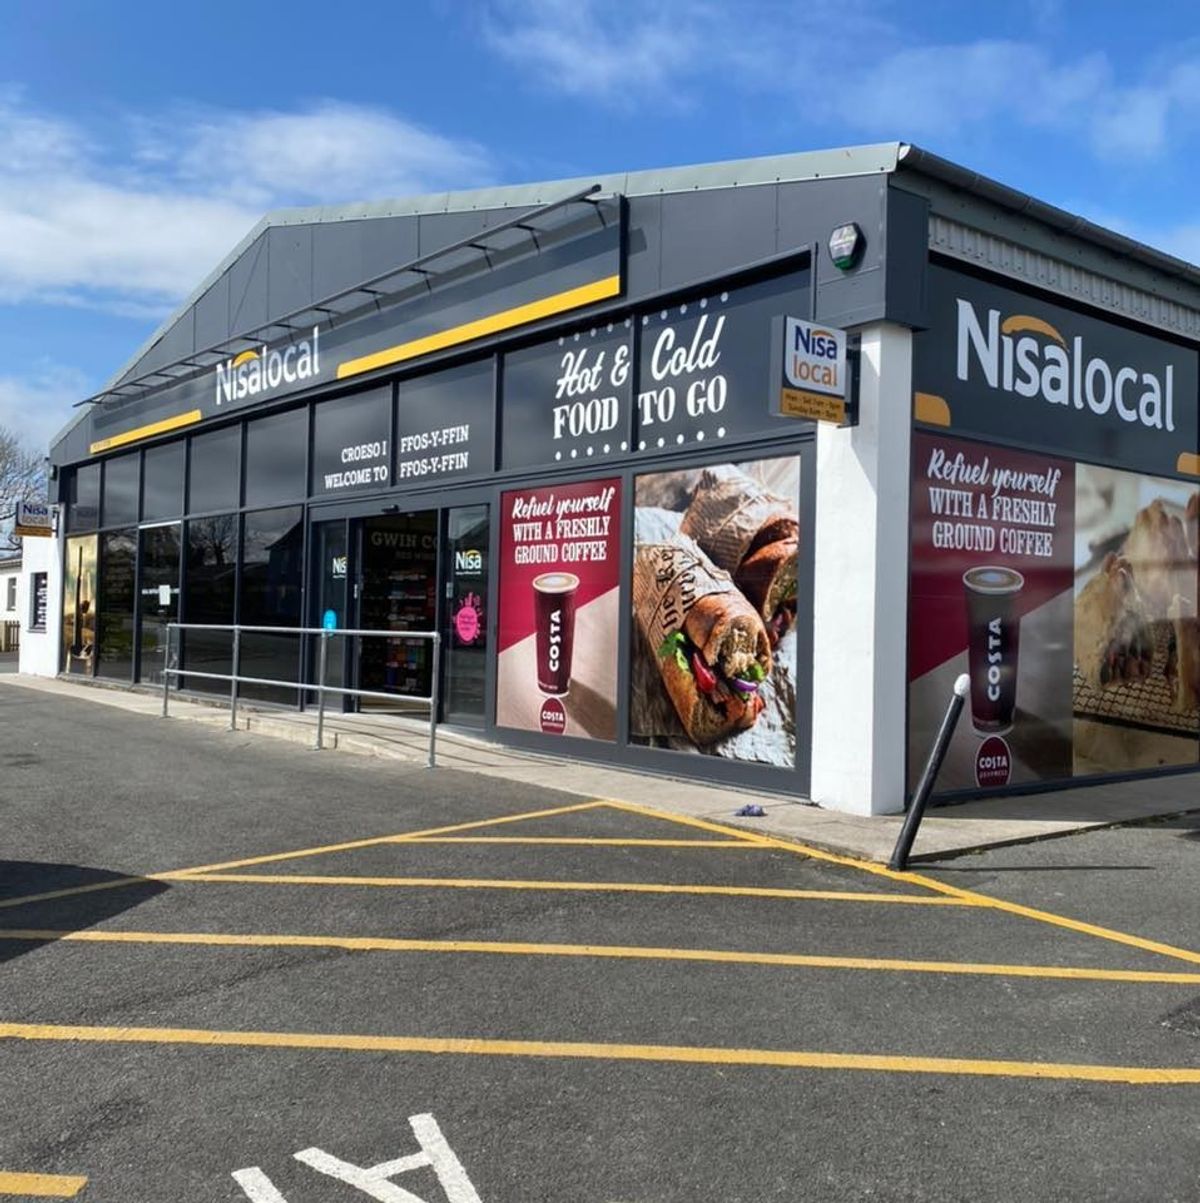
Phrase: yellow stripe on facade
[
  {"left": 336, "top": 275, "right": 622, "bottom": 380},
  {"left": 3, "top": 1020, "right": 1200, "bottom": 1085},
  {"left": 0, "top": 1171, "right": 88, "bottom": 1197},
  {"left": 88, "top": 409, "right": 203, "bottom": 455}
]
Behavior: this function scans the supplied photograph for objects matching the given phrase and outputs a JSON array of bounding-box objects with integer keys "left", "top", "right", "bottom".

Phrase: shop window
[
  {"left": 62, "top": 535, "right": 97, "bottom": 675},
  {"left": 311, "top": 386, "right": 391, "bottom": 497},
  {"left": 629, "top": 456, "right": 801, "bottom": 767},
  {"left": 182, "top": 514, "right": 239, "bottom": 693},
  {"left": 67, "top": 464, "right": 100, "bottom": 532},
  {"left": 96, "top": 528, "right": 137, "bottom": 681},
  {"left": 189, "top": 426, "right": 242, "bottom": 515},
  {"left": 244, "top": 408, "right": 307, "bottom": 509},
  {"left": 239, "top": 505, "right": 304, "bottom": 703},
  {"left": 142, "top": 442, "right": 185, "bottom": 521},
  {"left": 102, "top": 453, "right": 140, "bottom": 527}
]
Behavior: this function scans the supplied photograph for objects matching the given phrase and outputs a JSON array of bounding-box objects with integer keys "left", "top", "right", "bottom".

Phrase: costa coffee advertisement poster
[
  {"left": 631, "top": 455, "right": 800, "bottom": 766},
  {"left": 908, "top": 431, "right": 1075, "bottom": 792},
  {"left": 1072, "top": 465, "right": 1199, "bottom": 775},
  {"left": 496, "top": 477, "right": 621, "bottom": 740}
]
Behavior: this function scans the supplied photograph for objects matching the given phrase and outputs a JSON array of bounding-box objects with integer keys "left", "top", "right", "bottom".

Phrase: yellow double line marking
[
  {"left": 174, "top": 873, "right": 964, "bottom": 903},
  {"left": 5, "top": 927, "right": 1199, "bottom": 985},
  {"left": 1, "top": 1020, "right": 1198, "bottom": 1086},
  {"left": 0, "top": 1170, "right": 87, "bottom": 1197}
]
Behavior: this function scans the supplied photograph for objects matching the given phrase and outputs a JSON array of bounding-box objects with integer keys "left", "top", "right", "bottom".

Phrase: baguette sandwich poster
[
  {"left": 631, "top": 456, "right": 800, "bottom": 765},
  {"left": 496, "top": 477, "right": 621, "bottom": 740}
]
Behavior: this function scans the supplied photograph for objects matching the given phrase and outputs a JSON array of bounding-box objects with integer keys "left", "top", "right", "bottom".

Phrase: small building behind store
[{"left": 30, "top": 142, "right": 1200, "bottom": 815}]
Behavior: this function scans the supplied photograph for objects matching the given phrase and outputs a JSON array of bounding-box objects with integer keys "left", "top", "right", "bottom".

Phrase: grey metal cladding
[
  {"left": 883, "top": 185, "right": 930, "bottom": 331},
  {"left": 929, "top": 213, "right": 1200, "bottom": 341},
  {"left": 119, "top": 308, "right": 195, "bottom": 384},
  {"left": 623, "top": 193, "right": 662, "bottom": 299},
  {"left": 228, "top": 233, "right": 269, "bottom": 334},
  {"left": 417, "top": 209, "right": 493, "bottom": 257},
  {"left": 657, "top": 185, "right": 778, "bottom": 291},
  {"left": 267, "top": 224, "right": 314, "bottom": 320},
  {"left": 193, "top": 270, "right": 231, "bottom": 351}
]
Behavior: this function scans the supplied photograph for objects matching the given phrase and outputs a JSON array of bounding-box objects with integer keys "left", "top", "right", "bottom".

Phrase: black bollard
[{"left": 889, "top": 673, "right": 970, "bottom": 871}]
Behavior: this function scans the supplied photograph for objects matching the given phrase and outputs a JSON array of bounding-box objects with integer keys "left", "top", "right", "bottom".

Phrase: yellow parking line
[
  {"left": 0, "top": 877, "right": 158, "bottom": 912},
  {"left": 5, "top": 927, "right": 1200, "bottom": 985},
  {"left": 602, "top": 801, "right": 1200, "bottom": 968},
  {"left": 2, "top": 1020, "right": 1198, "bottom": 1085},
  {"left": 398, "top": 837, "right": 762, "bottom": 847},
  {"left": 175, "top": 872, "right": 972, "bottom": 904},
  {"left": 0, "top": 1171, "right": 87, "bottom": 1197},
  {"left": 0, "top": 801, "right": 613, "bottom": 910},
  {"left": 166, "top": 799, "right": 611, "bottom": 877}
]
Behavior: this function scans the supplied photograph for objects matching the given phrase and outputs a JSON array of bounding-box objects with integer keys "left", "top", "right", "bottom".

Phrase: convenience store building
[{"left": 27, "top": 142, "right": 1200, "bottom": 814}]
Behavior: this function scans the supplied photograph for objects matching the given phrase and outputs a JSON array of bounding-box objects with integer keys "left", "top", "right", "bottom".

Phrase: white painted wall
[
  {"left": 0, "top": 559, "right": 22, "bottom": 650},
  {"left": 810, "top": 322, "right": 912, "bottom": 815},
  {"left": 18, "top": 535, "right": 61, "bottom": 677}
]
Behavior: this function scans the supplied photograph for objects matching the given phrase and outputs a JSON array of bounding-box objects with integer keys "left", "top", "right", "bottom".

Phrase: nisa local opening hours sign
[{"left": 773, "top": 316, "right": 849, "bottom": 425}]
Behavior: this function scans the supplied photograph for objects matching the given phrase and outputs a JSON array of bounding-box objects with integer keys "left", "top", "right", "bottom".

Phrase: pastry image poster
[
  {"left": 908, "top": 431, "right": 1075, "bottom": 792},
  {"left": 631, "top": 456, "right": 800, "bottom": 766},
  {"left": 1072, "top": 465, "right": 1199, "bottom": 775},
  {"left": 496, "top": 477, "right": 620, "bottom": 740}
]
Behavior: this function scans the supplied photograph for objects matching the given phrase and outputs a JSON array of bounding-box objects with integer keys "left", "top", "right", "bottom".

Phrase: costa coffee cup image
[
  {"left": 962, "top": 566, "right": 1025, "bottom": 735},
  {"left": 533, "top": 572, "right": 580, "bottom": 696}
]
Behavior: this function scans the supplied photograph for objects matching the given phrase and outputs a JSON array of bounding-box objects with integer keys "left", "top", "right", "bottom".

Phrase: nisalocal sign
[
  {"left": 14, "top": 499, "right": 54, "bottom": 537},
  {"left": 915, "top": 265, "right": 1200, "bottom": 479},
  {"left": 774, "top": 316, "right": 849, "bottom": 424}
]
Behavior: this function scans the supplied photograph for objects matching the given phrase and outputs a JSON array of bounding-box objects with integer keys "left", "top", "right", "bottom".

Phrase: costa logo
[{"left": 975, "top": 735, "right": 1012, "bottom": 789}]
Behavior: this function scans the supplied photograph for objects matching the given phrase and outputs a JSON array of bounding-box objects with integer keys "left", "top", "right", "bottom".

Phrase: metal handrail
[{"left": 159, "top": 622, "right": 441, "bottom": 767}]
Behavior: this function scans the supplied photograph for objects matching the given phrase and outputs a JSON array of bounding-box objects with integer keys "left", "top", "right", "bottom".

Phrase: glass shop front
[{"left": 59, "top": 266, "right": 818, "bottom": 790}]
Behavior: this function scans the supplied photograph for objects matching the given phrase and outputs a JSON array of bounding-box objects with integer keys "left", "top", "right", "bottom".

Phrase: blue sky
[{"left": 2, "top": 0, "right": 1199, "bottom": 452}]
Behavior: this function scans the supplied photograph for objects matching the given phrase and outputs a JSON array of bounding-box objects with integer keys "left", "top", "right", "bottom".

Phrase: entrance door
[
  {"left": 137, "top": 522, "right": 181, "bottom": 685},
  {"left": 311, "top": 519, "right": 349, "bottom": 704},
  {"left": 442, "top": 505, "right": 490, "bottom": 726},
  {"left": 355, "top": 512, "right": 438, "bottom": 706}
]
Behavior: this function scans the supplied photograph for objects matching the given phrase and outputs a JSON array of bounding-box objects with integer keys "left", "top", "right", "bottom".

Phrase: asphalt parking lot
[{"left": 3, "top": 682, "right": 1200, "bottom": 1201}]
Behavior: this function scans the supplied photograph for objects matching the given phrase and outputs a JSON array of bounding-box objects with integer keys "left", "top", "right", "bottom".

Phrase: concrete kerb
[{"left": 2, "top": 673, "right": 1196, "bottom": 863}]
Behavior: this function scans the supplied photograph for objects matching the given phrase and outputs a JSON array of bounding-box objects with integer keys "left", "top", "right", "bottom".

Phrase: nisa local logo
[
  {"left": 784, "top": 317, "right": 845, "bottom": 398},
  {"left": 957, "top": 301, "right": 1174, "bottom": 431},
  {"left": 455, "top": 548, "right": 483, "bottom": 575},
  {"left": 215, "top": 326, "right": 320, "bottom": 406}
]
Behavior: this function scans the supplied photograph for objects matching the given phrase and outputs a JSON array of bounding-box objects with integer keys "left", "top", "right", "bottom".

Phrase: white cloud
[
  {"left": 0, "top": 362, "right": 89, "bottom": 455},
  {"left": 481, "top": 3, "right": 1200, "bottom": 166},
  {"left": 0, "top": 94, "right": 494, "bottom": 313},
  {"left": 483, "top": 0, "right": 704, "bottom": 105}
]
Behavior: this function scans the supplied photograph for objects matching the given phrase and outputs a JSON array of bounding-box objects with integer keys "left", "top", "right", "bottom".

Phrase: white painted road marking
[{"left": 233, "top": 1113, "right": 483, "bottom": 1202}]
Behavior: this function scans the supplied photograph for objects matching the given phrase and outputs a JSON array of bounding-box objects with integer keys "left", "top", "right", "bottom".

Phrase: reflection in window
[
  {"left": 68, "top": 464, "right": 101, "bottom": 532},
  {"left": 244, "top": 408, "right": 307, "bottom": 509},
  {"left": 142, "top": 442, "right": 185, "bottom": 521},
  {"left": 189, "top": 426, "right": 241, "bottom": 515},
  {"left": 62, "top": 535, "right": 97, "bottom": 674},
  {"left": 138, "top": 524, "right": 181, "bottom": 685},
  {"left": 96, "top": 528, "right": 137, "bottom": 681},
  {"left": 183, "top": 515, "right": 239, "bottom": 693},
  {"left": 240, "top": 505, "right": 304, "bottom": 703},
  {"left": 102, "top": 453, "right": 140, "bottom": 527}
]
